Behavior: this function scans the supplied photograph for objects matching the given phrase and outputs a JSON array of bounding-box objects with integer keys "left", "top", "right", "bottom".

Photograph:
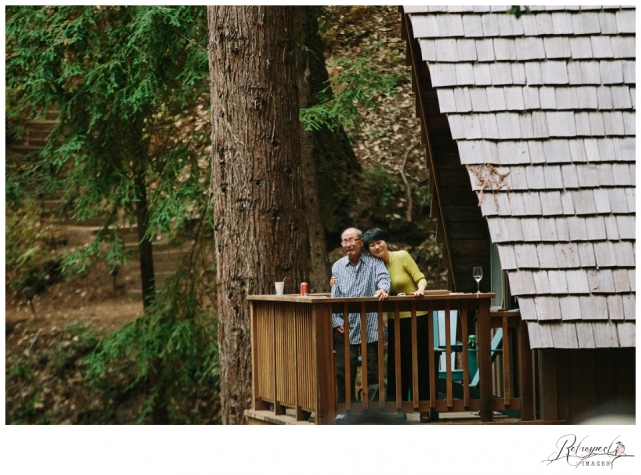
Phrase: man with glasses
[{"left": 331, "top": 227, "right": 390, "bottom": 421}]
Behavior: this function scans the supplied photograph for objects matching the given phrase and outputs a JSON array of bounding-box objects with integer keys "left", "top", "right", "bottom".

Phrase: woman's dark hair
[{"left": 363, "top": 228, "right": 387, "bottom": 248}]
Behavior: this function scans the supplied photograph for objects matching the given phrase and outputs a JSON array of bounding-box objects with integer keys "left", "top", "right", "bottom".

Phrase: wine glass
[{"left": 473, "top": 267, "right": 483, "bottom": 295}]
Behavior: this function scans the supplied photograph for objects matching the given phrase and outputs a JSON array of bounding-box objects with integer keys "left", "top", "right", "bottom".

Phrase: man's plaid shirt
[{"left": 331, "top": 252, "right": 391, "bottom": 344}]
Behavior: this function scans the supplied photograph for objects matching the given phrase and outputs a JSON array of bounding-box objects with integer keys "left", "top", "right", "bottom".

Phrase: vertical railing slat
[
  {"left": 310, "top": 307, "right": 315, "bottom": 410},
  {"left": 289, "top": 304, "right": 295, "bottom": 407},
  {"left": 303, "top": 308, "right": 311, "bottom": 411},
  {"left": 265, "top": 304, "right": 274, "bottom": 404},
  {"left": 394, "top": 302, "right": 402, "bottom": 410},
  {"left": 287, "top": 305, "right": 292, "bottom": 406},
  {"left": 377, "top": 300, "right": 385, "bottom": 410},
  {"left": 445, "top": 300, "right": 453, "bottom": 408},
  {"left": 273, "top": 303, "right": 284, "bottom": 415},
  {"left": 360, "top": 301, "right": 369, "bottom": 410},
  {"left": 343, "top": 302, "right": 351, "bottom": 411},
  {"left": 410, "top": 301, "right": 419, "bottom": 411},
  {"left": 427, "top": 301, "right": 436, "bottom": 410},
  {"left": 478, "top": 299, "right": 493, "bottom": 422},
  {"left": 294, "top": 304, "right": 303, "bottom": 420},
  {"left": 502, "top": 316, "right": 511, "bottom": 406},
  {"left": 461, "top": 301, "right": 470, "bottom": 407},
  {"left": 306, "top": 307, "right": 314, "bottom": 411}
]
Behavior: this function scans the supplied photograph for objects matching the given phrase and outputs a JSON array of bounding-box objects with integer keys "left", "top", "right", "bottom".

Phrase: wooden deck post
[
  {"left": 294, "top": 307, "right": 303, "bottom": 421},
  {"left": 411, "top": 302, "right": 419, "bottom": 411},
  {"left": 519, "top": 318, "right": 535, "bottom": 421},
  {"left": 477, "top": 298, "right": 493, "bottom": 422},
  {"left": 313, "top": 302, "right": 335, "bottom": 425},
  {"left": 502, "top": 316, "right": 510, "bottom": 407},
  {"left": 250, "top": 301, "right": 269, "bottom": 411}
]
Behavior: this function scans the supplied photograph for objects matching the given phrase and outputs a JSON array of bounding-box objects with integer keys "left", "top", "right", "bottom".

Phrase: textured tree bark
[
  {"left": 208, "top": 6, "right": 310, "bottom": 424},
  {"left": 293, "top": 7, "right": 331, "bottom": 293}
]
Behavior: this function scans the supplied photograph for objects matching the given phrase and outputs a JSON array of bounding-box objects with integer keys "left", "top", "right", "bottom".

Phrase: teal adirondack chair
[{"left": 432, "top": 313, "right": 518, "bottom": 417}]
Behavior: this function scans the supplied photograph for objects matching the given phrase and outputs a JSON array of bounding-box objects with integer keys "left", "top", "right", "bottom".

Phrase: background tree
[
  {"left": 304, "top": 6, "right": 445, "bottom": 288},
  {"left": 207, "top": 5, "right": 310, "bottom": 424},
  {"left": 293, "top": 7, "right": 371, "bottom": 290},
  {"left": 293, "top": 8, "right": 331, "bottom": 292},
  {"left": 6, "top": 6, "right": 209, "bottom": 300},
  {"left": 5, "top": 5, "right": 211, "bottom": 423}
]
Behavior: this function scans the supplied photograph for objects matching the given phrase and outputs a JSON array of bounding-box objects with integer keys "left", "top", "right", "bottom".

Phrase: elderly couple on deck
[{"left": 331, "top": 227, "right": 431, "bottom": 424}]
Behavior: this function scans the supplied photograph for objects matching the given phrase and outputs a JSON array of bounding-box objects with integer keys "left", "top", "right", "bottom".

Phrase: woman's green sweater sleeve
[{"left": 401, "top": 251, "right": 427, "bottom": 288}]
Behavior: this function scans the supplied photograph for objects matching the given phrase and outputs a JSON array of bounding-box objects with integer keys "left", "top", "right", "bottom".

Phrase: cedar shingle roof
[{"left": 404, "top": 5, "right": 635, "bottom": 348}]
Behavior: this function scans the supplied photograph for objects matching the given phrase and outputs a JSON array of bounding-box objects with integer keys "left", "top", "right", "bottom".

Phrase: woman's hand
[
  {"left": 412, "top": 285, "right": 426, "bottom": 297},
  {"left": 330, "top": 276, "right": 337, "bottom": 287}
]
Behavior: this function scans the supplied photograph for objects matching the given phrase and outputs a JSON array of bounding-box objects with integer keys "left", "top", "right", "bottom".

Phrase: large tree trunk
[
  {"left": 207, "top": 6, "right": 310, "bottom": 425},
  {"left": 293, "top": 7, "right": 330, "bottom": 293}
]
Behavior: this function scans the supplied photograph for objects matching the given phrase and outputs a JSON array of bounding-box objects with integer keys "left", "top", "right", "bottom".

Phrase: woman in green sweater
[{"left": 363, "top": 228, "right": 431, "bottom": 422}]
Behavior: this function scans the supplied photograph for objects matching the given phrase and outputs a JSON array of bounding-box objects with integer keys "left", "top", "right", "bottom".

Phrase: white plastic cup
[{"left": 275, "top": 282, "right": 284, "bottom": 295}]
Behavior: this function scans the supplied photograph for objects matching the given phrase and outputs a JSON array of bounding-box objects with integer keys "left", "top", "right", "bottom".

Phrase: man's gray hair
[{"left": 342, "top": 227, "right": 363, "bottom": 239}]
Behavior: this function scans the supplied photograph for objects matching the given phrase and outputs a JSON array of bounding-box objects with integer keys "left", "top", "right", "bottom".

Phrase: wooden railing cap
[{"left": 247, "top": 292, "right": 495, "bottom": 303}]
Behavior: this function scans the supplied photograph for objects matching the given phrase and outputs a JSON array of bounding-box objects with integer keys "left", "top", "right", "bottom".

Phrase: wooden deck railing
[{"left": 247, "top": 293, "right": 534, "bottom": 424}]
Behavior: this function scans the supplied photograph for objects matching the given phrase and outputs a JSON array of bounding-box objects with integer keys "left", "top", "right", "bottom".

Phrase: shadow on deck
[{"left": 246, "top": 408, "right": 562, "bottom": 425}]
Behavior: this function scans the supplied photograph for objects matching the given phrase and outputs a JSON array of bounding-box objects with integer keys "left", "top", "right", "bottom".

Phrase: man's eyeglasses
[{"left": 340, "top": 238, "right": 362, "bottom": 247}]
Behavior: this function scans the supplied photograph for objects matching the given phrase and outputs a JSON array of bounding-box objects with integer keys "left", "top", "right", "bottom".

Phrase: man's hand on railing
[{"left": 374, "top": 288, "right": 388, "bottom": 300}]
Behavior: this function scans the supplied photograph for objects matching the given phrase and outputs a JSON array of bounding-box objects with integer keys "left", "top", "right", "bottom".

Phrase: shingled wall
[{"left": 404, "top": 5, "right": 635, "bottom": 348}]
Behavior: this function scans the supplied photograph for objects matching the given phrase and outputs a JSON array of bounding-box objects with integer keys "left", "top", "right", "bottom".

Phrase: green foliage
[
  {"left": 83, "top": 254, "right": 219, "bottom": 423},
  {"left": 11, "top": 393, "right": 45, "bottom": 425},
  {"left": 299, "top": 56, "right": 402, "bottom": 139},
  {"left": 51, "top": 342, "right": 77, "bottom": 376},
  {"left": 376, "top": 169, "right": 395, "bottom": 208},
  {"left": 507, "top": 6, "right": 531, "bottom": 18},
  {"left": 59, "top": 218, "right": 128, "bottom": 275},
  {"left": 5, "top": 5, "right": 211, "bottom": 272},
  {"left": 5, "top": 198, "right": 67, "bottom": 293},
  {"left": 8, "top": 357, "right": 34, "bottom": 382},
  {"left": 6, "top": 6, "right": 217, "bottom": 423}
]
